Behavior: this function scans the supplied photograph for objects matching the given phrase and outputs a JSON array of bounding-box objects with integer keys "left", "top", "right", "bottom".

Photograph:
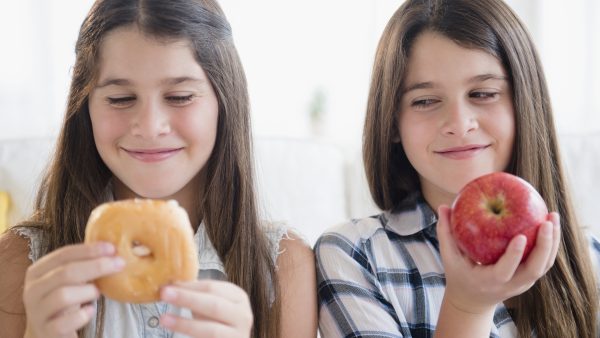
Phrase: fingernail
[
  {"left": 515, "top": 236, "right": 526, "bottom": 250},
  {"left": 160, "top": 314, "right": 174, "bottom": 327},
  {"left": 113, "top": 257, "right": 125, "bottom": 269},
  {"left": 98, "top": 242, "right": 115, "bottom": 255},
  {"left": 161, "top": 287, "right": 176, "bottom": 301},
  {"left": 542, "top": 223, "right": 553, "bottom": 236},
  {"left": 84, "top": 305, "right": 95, "bottom": 317}
]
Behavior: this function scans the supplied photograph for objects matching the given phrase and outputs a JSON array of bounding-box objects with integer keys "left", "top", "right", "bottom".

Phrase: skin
[
  {"left": 89, "top": 26, "right": 219, "bottom": 227},
  {"left": 399, "top": 31, "right": 515, "bottom": 211},
  {"left": 397, "top": 31, "right": 561, "bottom": 337},
  {"left": 0, "top": 25, "right": 317, "bottom": 338}
]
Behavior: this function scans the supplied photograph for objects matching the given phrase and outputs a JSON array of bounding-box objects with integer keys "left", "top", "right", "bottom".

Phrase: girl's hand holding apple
[
  {"left": 436, "top": 173, "right": 561, "bottom": 315},
  {"left": 449, "top": 172, "right": 550, "bottom": 265}
]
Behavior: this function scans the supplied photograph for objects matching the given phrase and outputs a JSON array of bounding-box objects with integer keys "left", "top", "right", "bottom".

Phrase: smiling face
[
  {"left": 88, "top": 26, "right": 219, "bottom": 206},
  {"left": 398, "top": 31, "right": 515, "bottom": 210}
]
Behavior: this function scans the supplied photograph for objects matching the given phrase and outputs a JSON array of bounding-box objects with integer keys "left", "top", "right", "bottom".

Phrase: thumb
[{"left": 437, "top": 205, "right": 462, "bottom": 261}]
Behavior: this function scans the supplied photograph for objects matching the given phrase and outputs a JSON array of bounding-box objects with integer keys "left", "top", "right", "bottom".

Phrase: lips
[
  {"left": 123, "top": 147, "right": 183, "bottom": 163},
  {"left": 435, "top": 144, "right": 490, "bottom": 160}
]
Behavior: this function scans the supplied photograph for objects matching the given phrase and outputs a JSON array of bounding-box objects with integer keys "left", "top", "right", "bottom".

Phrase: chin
[
  {"left": 132, "top": 186, "right": 181, "bottom": 200},
  {"left": 115, "top": 177, "right": 185, "bottom": 200},
  {"left": 458, "top": 169, "right": 497, "bottom": 188}
]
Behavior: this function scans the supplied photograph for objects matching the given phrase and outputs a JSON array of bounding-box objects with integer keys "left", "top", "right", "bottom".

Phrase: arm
[
  {"left": 434, "top": 206, "right": 561, "bottom": 338},
  {"left": 277, "top": 231, "right": 318, "bottom": 338},
  {"left": 315, "top": 230, "right": 406, "bottom": 338},
  {"left": 0, "top": 230, "right": 30, "bottom": 337}
]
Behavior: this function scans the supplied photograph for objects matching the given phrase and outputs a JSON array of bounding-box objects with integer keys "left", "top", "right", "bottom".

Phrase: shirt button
[{"left": 148, "top": 316, "right": 159, "bottom": 328}]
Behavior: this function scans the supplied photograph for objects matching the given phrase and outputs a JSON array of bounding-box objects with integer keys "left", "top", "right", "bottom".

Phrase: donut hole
[{"left": 131, "top": 240, "right": 153, "bottom": 259}]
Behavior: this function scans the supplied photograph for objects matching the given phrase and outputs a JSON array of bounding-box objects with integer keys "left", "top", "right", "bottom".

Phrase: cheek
[
  {"left": 176, "top": 105, "right": 219, "bottom": 144},
  {"left": 92, "top": 114, "right": 125, "bottom": 141},
  {"left": 89, "top": 107, "right": 129, "bottom": 148},
  {"left": 399, "top": 115, "right": 429, "bottom": 159},
  {"left": 490, "top": 107, "right": 516, "bottom": 151}
]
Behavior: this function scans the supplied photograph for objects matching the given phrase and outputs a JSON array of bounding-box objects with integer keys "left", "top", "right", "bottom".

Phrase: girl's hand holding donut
[
  {"left": 23, "top": 242, "right": 125, "bottom": 338},
  {"left": 84, "top": 199, "right": 199, "bottom": 303},
  {"left": 436, "top": 205, "right": 561, "bottom": 315},
  {"left": 159, "top": 280, "right": 253, "bottom": 338}
]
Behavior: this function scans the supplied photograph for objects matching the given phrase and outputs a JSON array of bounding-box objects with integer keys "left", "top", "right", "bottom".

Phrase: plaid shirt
[{"left": 315, "top": 193, "right": 600, "bottom": 338}]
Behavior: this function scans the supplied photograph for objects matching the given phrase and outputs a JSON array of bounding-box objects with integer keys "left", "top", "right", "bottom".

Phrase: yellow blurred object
[{"left": 0, "top": 191, "right": 10, "bottom": 233}]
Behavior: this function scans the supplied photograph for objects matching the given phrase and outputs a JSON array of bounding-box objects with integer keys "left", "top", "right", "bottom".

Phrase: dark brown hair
[
  {"left": 18, "top": 0, "right": 279, "bottom": 336},
  {"left": 363, "top": 0, "right": 598, "bottom": 336}
]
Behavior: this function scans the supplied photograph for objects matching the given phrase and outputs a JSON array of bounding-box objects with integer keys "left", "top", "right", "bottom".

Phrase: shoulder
[
  {"left": 0, "top": 228, "right": 32, "bottom": 269},
  {"left": 315, "top": 213, "right": 442, "bottom": 278},
  {"left": 0, "top": 229, "right": 31, "bottom": 334},
  {"left": 314, "top": 215, "right": 387, "bottom": 254},
  {"left": 589, "top": 233, "right": 600, "bottom": 252},
  {"left": 275, "top": 230, "right": 318, "bottom": 337},
  {"left": 587, "top": 232, "right": 600, "bottom": 270},
  {"left": 276, "top": 229, "right": 315, "bottom": 273}
]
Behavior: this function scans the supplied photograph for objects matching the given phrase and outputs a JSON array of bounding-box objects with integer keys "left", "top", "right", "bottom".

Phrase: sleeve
[
  {"left": 589, "top": 234, "right": 600, "bottom": 283},
  {"left": 587, "top": 234, "right": 600, "bottom": 333},
  {"left": 314, "top": 229, "right": 408, "bottom": 338}
]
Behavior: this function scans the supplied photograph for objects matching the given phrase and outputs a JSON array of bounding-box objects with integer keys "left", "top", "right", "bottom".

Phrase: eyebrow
[
  {"left": 401, "top": 73, "right": 508, "bottom": 95},
  {"left": 95, "top": 76, "right": 207, "bottom": 88}
]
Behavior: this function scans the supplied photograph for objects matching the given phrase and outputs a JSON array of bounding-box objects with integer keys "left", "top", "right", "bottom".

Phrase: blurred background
[
  {"left": 1, "top": 1, "right": 599, "bottom": 243},
  {"left": 0, "top": 0, "right": 598, "bottom": 145}
]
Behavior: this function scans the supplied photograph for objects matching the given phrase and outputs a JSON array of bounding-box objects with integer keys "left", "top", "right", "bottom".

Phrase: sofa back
[{"left": 1, "top": 133, "right": 599, "bottom": 243}]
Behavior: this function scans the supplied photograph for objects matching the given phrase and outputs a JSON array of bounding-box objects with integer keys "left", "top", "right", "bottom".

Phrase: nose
[
  {"left": 441, "top": 100, "right": 478, "bottom": 137},
  {"left": 131, "top": 99, "right": 171, "bottom": 139}
]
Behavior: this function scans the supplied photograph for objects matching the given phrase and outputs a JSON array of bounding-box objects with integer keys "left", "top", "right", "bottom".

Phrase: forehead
[
  {"left": 95, "top": 26, "right": 204, "bottom": 81},
  {"left": 404, "top": 31, "right": 507, "bottom": 82}
]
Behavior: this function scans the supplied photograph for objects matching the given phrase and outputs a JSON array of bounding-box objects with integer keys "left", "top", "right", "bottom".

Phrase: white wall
[
  {"left": 1, "top": 0, "right": 598, "bottom": 141},
  {"left": 0, "top": 1, "right": 93, "bottom": 140}
]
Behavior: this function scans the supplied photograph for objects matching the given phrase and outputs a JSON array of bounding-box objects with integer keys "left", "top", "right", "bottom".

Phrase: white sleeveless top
[{"left": 16, "top": 222, "right": 289, "bottom": 338}]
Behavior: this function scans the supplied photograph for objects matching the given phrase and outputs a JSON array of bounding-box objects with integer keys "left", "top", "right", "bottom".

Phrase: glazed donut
[{"left": 84, "top": 199, "right": 199, "bottom": 303}]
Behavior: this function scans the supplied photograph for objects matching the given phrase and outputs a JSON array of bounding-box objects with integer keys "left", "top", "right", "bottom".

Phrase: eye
[
  {"left": 166, "top": 94, "right": 195, "bottom": 106},
  {"left": 107, "top": 96, "right": 135, "bottom": 108},
  {"left": 470, "top": 91, "right": 499, "bottom": 100},
  {"left": 412, "top": 98, "right": 440, "bottom": 109}
]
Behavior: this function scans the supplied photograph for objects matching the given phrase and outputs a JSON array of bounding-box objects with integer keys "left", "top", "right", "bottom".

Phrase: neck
[
  {"left": 420, "top": 181, "right": 457, "bottom": 216},
  {"left": 111, "top": 174, "right": 204, "bottom": 232}
]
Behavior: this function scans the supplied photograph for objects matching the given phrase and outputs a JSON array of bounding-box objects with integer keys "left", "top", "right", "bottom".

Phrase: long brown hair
[
  {"left": 17, "top": 0, "right": 280, "bottom": 337},
  {"left": 363, "top": 0, "right": 598, "bottom": 336}
]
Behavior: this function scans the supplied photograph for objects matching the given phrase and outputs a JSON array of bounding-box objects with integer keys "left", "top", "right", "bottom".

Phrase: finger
[
  {"left": 491, "top": 234, "right": 526, "bottom": 282},
  {"left": 44, "top": 304, "right": 95, "bottom": 337},
  {"left": 160, "top": 313, "right": 241, "bottom": 338},
  {"left": 544, "top": 213, "right": 561, "bottom": 272},
  {"left": 171, "top": 280, "right": 249, "bottom": 304},
  {"left": 513, "top": 222, "right": 554, "bottom": 283},
  {"left": 436, "top": 205, "right": 463, "bottom": 263},
  {"left": 25, "top": 255, "right": 124, "bottom": 304},
  {"left": 161, "top": 286, "right": 252, "bottom": 327},
  {"left": 26, "top": 242, "right": 115, "bottom": 281},
  {"left": 39, "top": 285, "right": 99, "bottom": 321}
]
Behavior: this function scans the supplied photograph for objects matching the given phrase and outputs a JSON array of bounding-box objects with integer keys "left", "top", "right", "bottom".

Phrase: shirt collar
[{"left": 381, "top": 192, "right": 438, "bottom": 236}]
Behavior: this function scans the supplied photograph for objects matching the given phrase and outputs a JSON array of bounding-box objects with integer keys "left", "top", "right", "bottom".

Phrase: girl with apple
[
  {"left": 315, "top": 0, "right": 599, "bottom": 337},
  {"left": 0, "top": 0, "right": 318, "bottom": 337}
]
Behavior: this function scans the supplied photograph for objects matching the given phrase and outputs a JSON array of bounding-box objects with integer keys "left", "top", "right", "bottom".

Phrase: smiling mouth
[
  {"left": 435, "top": 145, "right": 490, "bottom": 159},
  {"left": 124, "top": 148, "right": 183, "bottom": 163}
]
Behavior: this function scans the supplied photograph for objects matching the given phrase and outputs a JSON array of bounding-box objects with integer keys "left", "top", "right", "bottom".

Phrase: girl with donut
[{"left": 0, "top": 0, "right": 317, "bottom": 337}]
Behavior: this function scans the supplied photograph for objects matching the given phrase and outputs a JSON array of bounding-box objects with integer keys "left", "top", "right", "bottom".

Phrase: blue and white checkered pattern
[{"left": 315, "top": 193, "right": 600, "bottom": 338}]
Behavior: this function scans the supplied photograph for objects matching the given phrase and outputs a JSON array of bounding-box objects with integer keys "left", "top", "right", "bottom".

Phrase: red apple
[{"left": 450, "top": 172, "right": 548, "bottom": 265}]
